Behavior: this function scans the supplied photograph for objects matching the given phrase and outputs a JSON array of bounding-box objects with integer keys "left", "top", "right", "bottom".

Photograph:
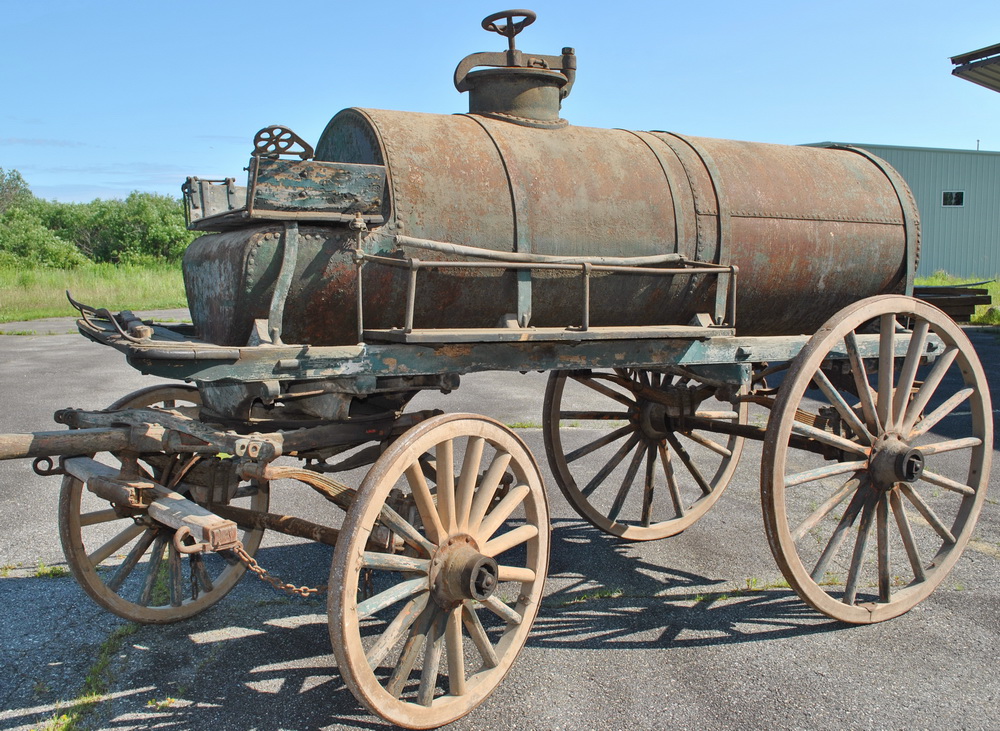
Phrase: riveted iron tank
[{"left": 182, "top": 14, "right": 918, "bottom": 348}]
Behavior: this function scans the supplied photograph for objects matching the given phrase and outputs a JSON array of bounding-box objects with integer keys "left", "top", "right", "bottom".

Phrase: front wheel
[
  {"left": 329, "top": 413, "right": 549, "bottom": 729},
  {"left": 59, "top": 385, "right": 269, "bottom": 624}
]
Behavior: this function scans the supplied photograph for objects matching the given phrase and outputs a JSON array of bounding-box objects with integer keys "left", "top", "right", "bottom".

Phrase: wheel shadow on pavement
[{"left": 532, "top": 519, "right": 845, "bottom": 652}]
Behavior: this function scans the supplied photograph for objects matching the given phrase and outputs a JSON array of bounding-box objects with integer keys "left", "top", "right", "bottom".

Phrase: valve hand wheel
[{"left": 481, "top": 9, "right": 536, "bottom": 41}]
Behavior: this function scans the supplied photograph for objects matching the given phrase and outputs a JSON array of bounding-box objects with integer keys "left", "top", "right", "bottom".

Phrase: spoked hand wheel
[
  {"left": 762, "top": 295, "right": 992, "bottom": 623},
  {"left": 59, "top": 384, "right": 269, "bottom": 624},
  {"left": 329, "top": 413, "right": 549, "bottom": 729}
]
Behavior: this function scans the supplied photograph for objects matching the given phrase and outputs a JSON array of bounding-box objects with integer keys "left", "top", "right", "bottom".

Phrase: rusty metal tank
[{"left": 182, "top": 15, "right": 917, "bottom": 347}]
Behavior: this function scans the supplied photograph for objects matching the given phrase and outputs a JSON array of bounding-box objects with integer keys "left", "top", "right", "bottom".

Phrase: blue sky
[{"left": 2, "top": 0, "right": 998, "bottom": 202}]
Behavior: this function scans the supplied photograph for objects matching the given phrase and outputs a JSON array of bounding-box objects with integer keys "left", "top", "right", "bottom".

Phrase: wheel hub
[
  {"left": 638, "top": 401, "right": 670, "bottom": 440},
  {"left": 869, "top": 434, "right": 924, "bottom": 490},
  {"left": 429, "top": 535, "right": 499, "bottom": 607}
]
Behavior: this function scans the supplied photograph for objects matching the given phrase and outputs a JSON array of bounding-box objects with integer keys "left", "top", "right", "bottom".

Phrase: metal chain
[{"left": 233, "top": 543, "right": 327, "bottom": 598}]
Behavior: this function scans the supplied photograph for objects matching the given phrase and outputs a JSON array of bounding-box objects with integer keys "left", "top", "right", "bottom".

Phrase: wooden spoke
[
  {"left": 876, "top": 496, "right": 891, "bottom": 603},
  {"left": 362, "top": 552, "right": 431, "bottom": 573},
  {"left": 791, "top": 475, "right": 864, "bottom": 542},
  {"left": 87, "top": 523, "right": 145, "bottom": 568},
  {"left": 357, "top": 578, "right": 427, "bottom": 620},
  {"left": 105, "top": 528, "right": 157, "bottom": 593},
  {"left": 843, "top": 492, "right": 878, "bottom": 605},
  {"left": 482, "top": 524, "right": 538, "bottom": 558},
  {"left": 899, "top": 484, "right": 956, "bottom": 544},
  {"left": 482, "top": 596, "right": 522, "bottom": 625},
  {"left": 809, "top": 485, "right": 869, "bottom": 582},
  {"left": 640, "top": 443, "right": 657, "bottom": 527},
  {"left": 660, "top": 443, "right": 684, "bottom": 518},
  {"left": 79, "top": 508, "right": 121, "bottom": 527},
  {"left": 663, "top": 431, "right": 711, "bottom": 495},
  {"left": 607, "top": 441, "right": 646, "bottom": 522},
  {"left": 565, "top": 425, "right": 634, "bottom": 464},
  {"left": 456, "top": 437, "right": 485, "bottom": 531},
  {"left": 191, "top": 553, "right": 214, "bottom": 594},
  {"left": 683, "top": 430, "right": 733, "bottom": 457},
  {"left": 889, "top": 490, "right": 926, "bottom": 582},
  {"left": 572, "top": 374, "right": 635, "bottom": 407},
  {"left": 377, "top": 504, "right": 437, "bottom": 556},
  {"left": 560, "top": 410, "right": 631, "bottom": 420},
  {"left": 168, "top": 541, "right": 183, "bottom": 607},
  {"left": 876, "top": 313, "right": 896, "bottom": 430},
  {"left": 406, "top": 464, "right": 445, "bottom": 544},
  {"left": 436, "top": 439, "right": 456, "bottom": 533},
  {"left": 446, "top": 607, "right": 466, "bottom": 697},
  {"left": 762, "top": 296, "right": 990, "bottom": 623},
  {"left": 366, "top": 593, "right": 430, "bottom": 670},
  {"left": 330, "top": 414, "right": 548, "bottom": 727},
  {"left": 892, "top": 319, "right": 929, "bottom": 425},
  {"left": 497, "top": 565, "right": 536, "bottom": 583},
  {"left": 918, "top": 437, "right": 982, "bottom": 456},
  {"left": 784, "top": 460, "right": 868, "bottom": 488},
  {"left": 901, "top": 346, "right": 960, "bottom": 434},
  {"left": 467, "top": 451, "right": 513, "bottom": 534},
  {"left": 386, "top": 607, "right": 435, "bottom": 699},
  {"left": 581, "top": 433, "right": 641, "bottom": 498},
  {"left": 789, "top": 421, "right": 870, "bottom": 457},
  {"left": 909, "top": 388, "right": 974, "bottom": 440},
  {"left": 417, "top": 612, "right": 447, "bottom": 706},
  {"left": 812, "top": 368, "right": 874, "bottom": 445},
  {"left": 477, "top": 484, "right": 530, "bottom": 544},
  {"left": 918, "top": 470, "right": 976, "bottom": 497},
  {"left": 845, "top": 330, "right": 880, "bottom": 433},
  {"left": 463, "top": 603, "right": 499, "bottom": 668},
  {"left": 138, "top": 535, "right": 167, "bottom": 607}
]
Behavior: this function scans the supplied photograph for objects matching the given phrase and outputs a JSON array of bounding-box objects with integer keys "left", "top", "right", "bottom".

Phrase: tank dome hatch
[{"left": 453, "top": 9, "right": 576, "bottom": 129}]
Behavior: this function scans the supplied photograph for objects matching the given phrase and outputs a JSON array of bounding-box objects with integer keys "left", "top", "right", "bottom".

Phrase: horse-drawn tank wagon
[{"left": 0, "top": 10, "right": 991, "bottom": 728}]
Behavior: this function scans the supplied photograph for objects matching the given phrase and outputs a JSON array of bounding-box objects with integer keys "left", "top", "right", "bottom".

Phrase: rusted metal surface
[
  {"left": 248, "top": 158, "right": 386, "bottom": 218},
  {"left": 184, "top": 97, "right": 917, "bottom": 346}
]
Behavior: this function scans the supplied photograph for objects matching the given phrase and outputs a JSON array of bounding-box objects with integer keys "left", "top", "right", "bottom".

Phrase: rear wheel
[
  {"left": 544, "top": 368, "right": 746, "bottom": 540},
  {"left": 762, "top": 296, "right": 991, "bottom": 623}
]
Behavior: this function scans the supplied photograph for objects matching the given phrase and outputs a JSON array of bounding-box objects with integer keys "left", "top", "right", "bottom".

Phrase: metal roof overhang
[{"left": 952, "top": 43, "right": 1000, "bottom": 93}]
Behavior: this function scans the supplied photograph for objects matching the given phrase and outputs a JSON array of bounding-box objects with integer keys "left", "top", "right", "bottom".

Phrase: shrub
[{"left": 0, "top": 208, "right": 88, "bottom": 268}]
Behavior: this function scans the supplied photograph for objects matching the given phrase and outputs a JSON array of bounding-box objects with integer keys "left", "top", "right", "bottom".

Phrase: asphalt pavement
[{"left": 0, "top": 316, "right": 998, "bottom": 730}]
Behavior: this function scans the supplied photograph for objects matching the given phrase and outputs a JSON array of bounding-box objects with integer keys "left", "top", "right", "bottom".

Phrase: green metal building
[{"left": 805, "top": 143, "right": 1000, "bottom": 279}]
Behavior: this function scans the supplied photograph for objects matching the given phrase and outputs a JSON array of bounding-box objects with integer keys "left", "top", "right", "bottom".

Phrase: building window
[{"left": 942, "top": 191, "right": 965, "bottom": 207}]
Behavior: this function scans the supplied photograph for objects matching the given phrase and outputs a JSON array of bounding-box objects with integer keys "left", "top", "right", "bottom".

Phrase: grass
[
  {"left": 0, "top": 263, "right": 185, "bottom": 323},
  {"left": 43, "top": 623, "right": 139, "bottom": 730},
  {"left": 555, "top": 587, "right": 624, "bottom": 606},
  {"left": 34, "top": 561, "right": 70, "bottom": 579},
  {"left": 915, "top": 271, "right": 1000, "bottom": 324}
]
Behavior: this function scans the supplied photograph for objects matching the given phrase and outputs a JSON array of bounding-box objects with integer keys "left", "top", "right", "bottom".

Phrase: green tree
[{"left": 0, "top": 167, "right": 33, "bottom": 214}]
